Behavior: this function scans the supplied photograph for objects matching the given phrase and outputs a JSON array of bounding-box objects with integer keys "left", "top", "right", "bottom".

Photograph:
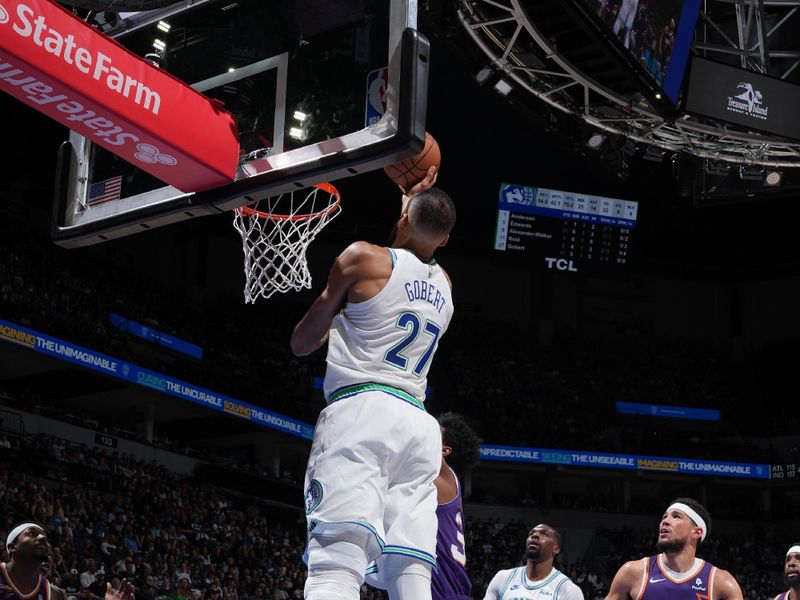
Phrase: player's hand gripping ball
[{"left": 384, "top": 132, "right": 441, "bottom": 191}]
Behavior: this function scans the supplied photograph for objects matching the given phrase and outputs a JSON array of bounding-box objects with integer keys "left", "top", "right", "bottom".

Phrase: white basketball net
[{"left": 233, "top": 183, "right": 341, "bottom": 303}]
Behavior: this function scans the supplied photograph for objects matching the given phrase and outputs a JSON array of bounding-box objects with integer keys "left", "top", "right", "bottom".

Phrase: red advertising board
[{"left": 0, "top": 0, "right": 239, "bottom": 192}]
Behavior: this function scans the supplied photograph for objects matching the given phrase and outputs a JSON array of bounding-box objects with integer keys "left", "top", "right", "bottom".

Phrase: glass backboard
[{"left": 52, "top": 0, "right": 429, "bottom": 247}]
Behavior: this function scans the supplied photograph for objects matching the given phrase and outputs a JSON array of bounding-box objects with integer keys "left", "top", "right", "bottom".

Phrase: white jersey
[
  {"left": 483, "top": 567, "right": 584, "bottom": 600},
  {"left": 324, "top": 247, "right": 453, "bottom": 403}
]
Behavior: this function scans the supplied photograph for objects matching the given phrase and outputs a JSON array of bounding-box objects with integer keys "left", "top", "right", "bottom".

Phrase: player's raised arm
[
  {"left": 713, "top": 569, "right": 743, "bottom": 600},
  {"left": 290, "top": 242, "right": 366, "bottom": 356},
  {"left": 605, "top": 560, "right": 644, "bottom": 600}
]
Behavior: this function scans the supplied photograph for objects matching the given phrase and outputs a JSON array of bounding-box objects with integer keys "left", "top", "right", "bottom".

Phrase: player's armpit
[
  {"left": 290, "top": 241, "right": 373, "bottom": 356},
  {"left": 605, "top": 560, "right": 643, "bottom": 600},
  {"left": 713, "top": 569, "right": 743, "bottom": 600},
  {"left": 564, "top": 581, "right": 586, "bottom": 600},
  {"left": 481, "top": 571, "right": 506, "bottom": 600}
]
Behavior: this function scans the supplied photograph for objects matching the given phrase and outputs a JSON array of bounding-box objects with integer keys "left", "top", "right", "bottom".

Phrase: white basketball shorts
[{"left": 303, "top": 383, "right": 442, "bottom": 568}]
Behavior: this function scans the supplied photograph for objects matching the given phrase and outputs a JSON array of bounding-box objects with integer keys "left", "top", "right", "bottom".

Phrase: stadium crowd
[
  {"left": 1, "top": 216, "right": 797, "bottom": 468},
  {"left": 0, "top": 431, "right": 789, "bottom": 600}
]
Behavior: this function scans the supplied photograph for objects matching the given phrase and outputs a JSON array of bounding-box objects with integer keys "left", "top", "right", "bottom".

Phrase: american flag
[{"left": 87, "top": 175, "right": 122, "bottom": 205}]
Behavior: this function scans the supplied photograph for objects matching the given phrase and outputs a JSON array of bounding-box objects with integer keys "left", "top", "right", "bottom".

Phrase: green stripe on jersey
[{"left": 326, "top": 382, "right": 425, "bottom": 410}]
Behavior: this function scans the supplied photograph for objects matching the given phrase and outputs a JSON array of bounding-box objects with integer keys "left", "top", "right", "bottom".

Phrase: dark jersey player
[
  {"left": 605, "top": 498, "right": 742, "bottom": 600},
  {"left": 2, "top": 523, "right": 134, "bottom": 600},
  {"left": 432, "top": 413, "right": 481, "bottom": 600},
  {"left": 365, "top": 413, "right": 480, "bottom": 600}
]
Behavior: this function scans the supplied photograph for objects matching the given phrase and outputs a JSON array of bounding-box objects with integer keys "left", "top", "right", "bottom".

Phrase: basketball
[{"left": 383, "top": 132, "right": 441, "bottom": 190}]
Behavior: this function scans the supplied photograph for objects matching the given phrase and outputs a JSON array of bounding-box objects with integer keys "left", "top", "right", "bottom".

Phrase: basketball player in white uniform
[
  {"left": 483, "top": 524, "right": 583, "bottom": 600},
  {"left": 2, "top": 523, "right": 134, "bottom": 600},
  {"left": 291, "top": 166, "right": 455, "bottom": 600},
  {"left": 612, "top": 0, "right": 639, "bottom": 48}
]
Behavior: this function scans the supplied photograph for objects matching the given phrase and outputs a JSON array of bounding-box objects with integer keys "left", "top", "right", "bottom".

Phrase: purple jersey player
[
  {"left": 775, "top": 543, "right": 800, "bottom": 600},
  {"left": 432, "top": 413, "right": 480, "bottom": 600},
  {"left": 605, "top": 498, "right": 743, "bottom": 600},
  {"left": 365, "top": 413, "right": 480, "bottom": 600}
]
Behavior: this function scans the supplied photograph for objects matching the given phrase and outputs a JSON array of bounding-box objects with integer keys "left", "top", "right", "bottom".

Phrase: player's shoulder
[
  {"left": 710, "top": 566, "right": 743, "bottom": 599},
  {"left": 614, "top": 557, "right": 647, "bottom": 582},
  {"left": 489, "top": 566, "right": 519, "bottom": 586},
  {"left": 439, "top": 265, "right": 452, "bottom": 288},
  {"left": 47, "top": 582, "right": 68, "bottom": 600},
  {"left": 335, "top": 241, "right": 392, "bottom": 271},
  {"left": 555, "top": 575, "right": 585, "bottom": 600},
  {"left": 620, "top": 557, "right": 647, "bottom": 573},
  {"left": 339, "top": 240, "right": 386, "bottom": 259}
]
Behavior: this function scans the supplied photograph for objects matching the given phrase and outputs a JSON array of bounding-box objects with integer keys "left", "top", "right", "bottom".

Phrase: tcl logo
[{"left": 545, "top": 257, "right": 578, "bottom": 272}]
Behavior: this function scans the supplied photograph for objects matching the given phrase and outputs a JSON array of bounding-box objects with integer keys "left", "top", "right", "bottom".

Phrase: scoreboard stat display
[{"left": 494, "top": 183, "right": 639, "bottom": 273}]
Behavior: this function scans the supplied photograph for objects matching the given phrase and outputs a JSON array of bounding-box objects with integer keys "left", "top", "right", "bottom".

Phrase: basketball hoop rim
[{"left": 238, "top": 182, "right": 341, "bottom": 222}]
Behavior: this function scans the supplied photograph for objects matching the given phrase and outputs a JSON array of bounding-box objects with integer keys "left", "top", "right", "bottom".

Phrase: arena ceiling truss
[{"left": 458, "top": 0, "right": 800, "bottom": 167}]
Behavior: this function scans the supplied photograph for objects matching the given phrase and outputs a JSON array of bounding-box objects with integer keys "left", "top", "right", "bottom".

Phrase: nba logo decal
[
  {"left": 305, "top": 479, "right": 324, "bottom": 515},
  {"left": 365, "top": 67, "right": 389, "bottom": 127}
]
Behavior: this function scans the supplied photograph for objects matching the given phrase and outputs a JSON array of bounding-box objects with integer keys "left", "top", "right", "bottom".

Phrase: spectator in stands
[
  {"left": 81, "top": 558, "right": 101, "bottom": 590},
  {"left": 89, "top": 569, "right": 107, "bottom": 598},
  {"left": 63, "top": 568, "right": 81, "bottom": 593},
  {"left": 122, "top": 531, "right": 140, "bottom": 553}
]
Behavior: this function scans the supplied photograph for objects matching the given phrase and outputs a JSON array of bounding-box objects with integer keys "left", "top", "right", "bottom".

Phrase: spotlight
[
  {"left": 493, "top": 79, "right": 512, "bottom": 96},
  {"left": 738, "top": 164, "right": 764, "bottom": 181},
  {"left": 293, "top": 110, "right": 308, "bottom": 122},
  {"left": 586, "top": 133, "right": 606, "bottom": 150},
  {"left": 475, "top": 66, "right": 493, "bottom": 86},
  {"left": 153, "top": 39, "right": 166, "bottom": 51},
  {"left": 156, "top": 20, "right": 171, "bottom": 32},
  {"left": 289, "top": 127, "right": 306, "bottom": 141},
  {"left": 765, "top": 170, "right": 783, "bottom": 187}
]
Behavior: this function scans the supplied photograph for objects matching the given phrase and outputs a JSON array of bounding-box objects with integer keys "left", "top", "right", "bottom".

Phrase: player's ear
[
  {"left": 442, "top": 444, "right": 453, "bottom": 457},
  {"left": 691, "top": 526, "right": 703, "bottom": 543},
  {"left": 438, "top": 234, "right": 449, "bottom": 248}
]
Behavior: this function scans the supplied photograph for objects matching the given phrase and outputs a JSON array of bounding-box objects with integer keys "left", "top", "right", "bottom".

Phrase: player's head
[
  {"left": 784, "top": 543, "right": 800, "bottom": 588},
  {"left": 525, "top": 524, "right": 562, "bottom": 565},
  {"left": 438, "top": 412, "right": 481, "bottom": 474},
  {"left": 396, "top": 188, "right": 456, "bottom": 249},
  {"left": 657, "top": 498, "right": 711, "bottom": 553},
  {"left": 6, "top": 522, "right": 48, "bottom": 563}
]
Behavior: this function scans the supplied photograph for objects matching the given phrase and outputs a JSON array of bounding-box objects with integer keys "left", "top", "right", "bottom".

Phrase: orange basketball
[{"left": 384, "top": 132, "right": 441, "bottom": 190}]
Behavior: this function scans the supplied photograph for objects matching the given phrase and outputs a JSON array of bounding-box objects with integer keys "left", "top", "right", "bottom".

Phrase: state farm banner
[{"left": 0, "top": 0, "right": 239, "bottom": 192}]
